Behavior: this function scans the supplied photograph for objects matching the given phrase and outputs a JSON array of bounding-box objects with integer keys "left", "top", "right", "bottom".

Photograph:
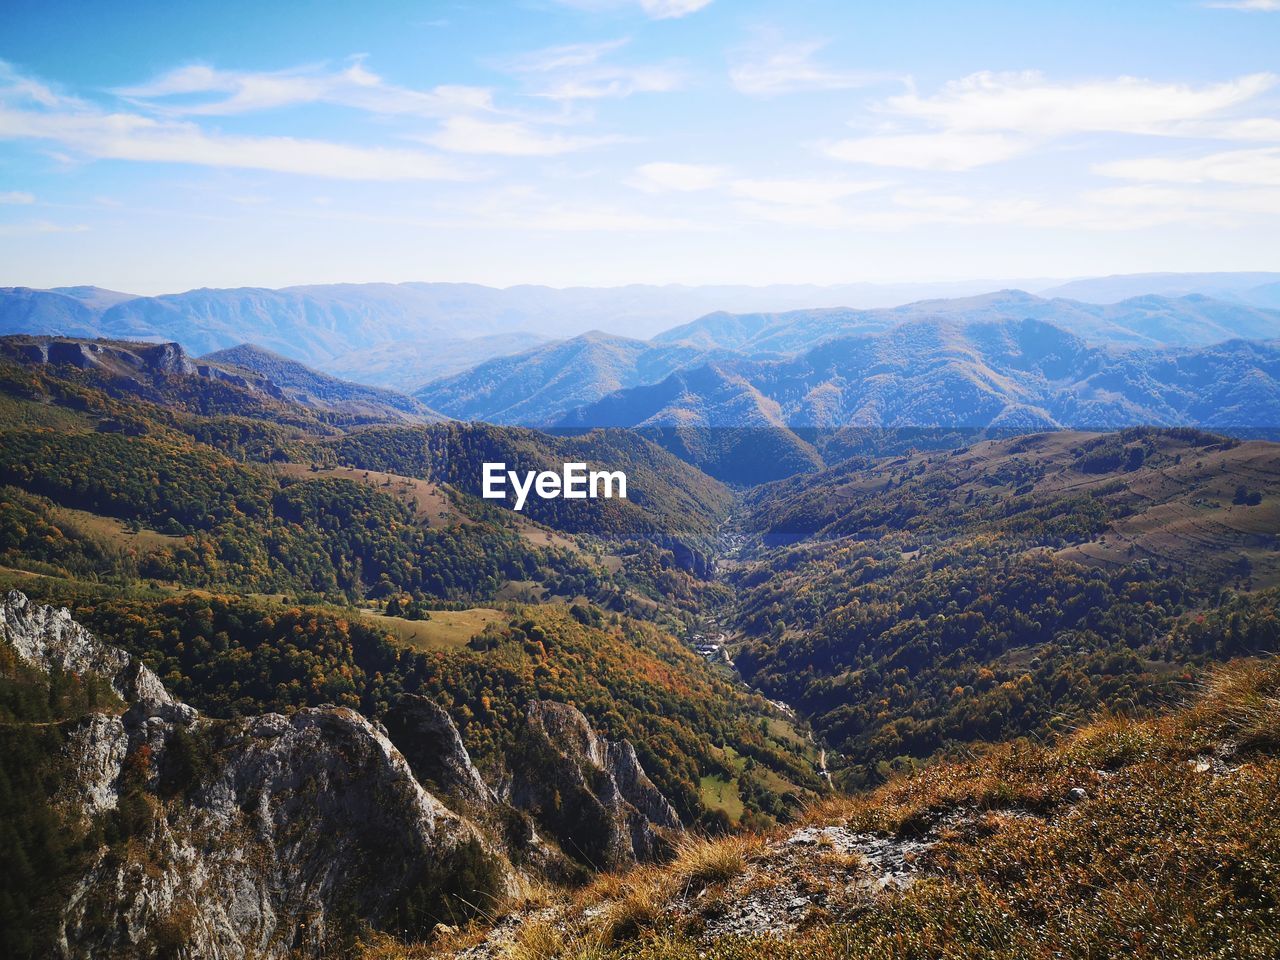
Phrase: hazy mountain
[
  {"left": 555, "top": 318, "right": 1280, "bottom": 481},
  {"left": 0, "top": 280, "right": 1024, "bottom": 366},
  {"left": 416, "top": 330, "right": 728, "bottom": 426},
  {"left": 6, "top": 279, "right": 1278, "bottom": 400},
  {"left": 323, "top": 331, "right": 552, "bottom": 393},
  {"left": 655, "top": 291, "right": 1280, "bottom": 354},
  {"left": 1039, "top": 271, "right": 1280, "bottom": 305},
  {"left": 420, "top": 293, "right": 1280, "bottom": 436},
  {"left": 0, "top": 287, "right": 121, "bottom": 340},
  {"left": 201, "top": 343, "right": 442, "bottom": 421}
]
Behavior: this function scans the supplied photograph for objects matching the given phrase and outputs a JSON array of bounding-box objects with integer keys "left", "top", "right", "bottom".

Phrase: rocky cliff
[
  {"left": 507, "top": 700, "right": 682, "bottom": 871},
  {"left": 0, "top": 591, "right": 685, "bottom": 957},
  {"left": 1, "top": 591, "right": 513, "bottom": 958}
]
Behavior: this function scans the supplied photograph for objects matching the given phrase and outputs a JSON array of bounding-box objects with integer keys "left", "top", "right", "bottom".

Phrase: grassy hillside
[
  {"left": 0, "top": 347, "right": 731, "bottom": 611},
  {"left": 423, "top": 648, "right": 1280, "bottom": 959},
  {"left": 331, "top": 423, "right": 733, "bottom": 572}
]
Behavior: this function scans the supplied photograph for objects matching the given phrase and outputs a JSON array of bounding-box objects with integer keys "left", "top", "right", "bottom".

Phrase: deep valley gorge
[{"left": 1, "top": 322, "right": 1279, "bottom": 958}]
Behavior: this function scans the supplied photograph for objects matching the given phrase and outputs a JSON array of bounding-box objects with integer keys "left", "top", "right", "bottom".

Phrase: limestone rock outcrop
[
  {"left": 0, "top": 591, "right": 514, "bottom": 959},
  {"left": 507, "top": 700, "right": 682, "bottom": 870}
]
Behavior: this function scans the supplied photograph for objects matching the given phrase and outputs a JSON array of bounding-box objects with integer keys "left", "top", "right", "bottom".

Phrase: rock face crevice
[
  {"left": 0, "top": 591, "right": 685, "bottom": 957},
  {"left": 507, "top": 700, "right": 682, "bottom": 871},
  {"left": 384, "top": 694, "right": 497, "bottom": 811}
]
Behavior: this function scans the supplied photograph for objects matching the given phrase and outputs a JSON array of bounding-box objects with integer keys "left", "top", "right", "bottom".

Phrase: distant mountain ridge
[
  {"left": 201, "top": 343, "right": 442, "bottom": 421},
  {"left": 653, "top": 290, "right": 1280, "bottom": 354},
  {"left": 415, "top": 330, "right": 741, "bottom": 426},
  {"left": 1039, "top": 271, "right": 1280, "bottom": 305},
  {"left": 5, "top": 273, "right": 1277, "bottom": 394},
  {"left": 419, "top": 292, "right": 1280, "bottom": 435},
  {"left": 0, "top": 335, "right": 439, "bottom": 425},
  {"left": 554, "top": 318, "right": 1280, "bottom": 482},
  {"left": 0, "top": 279, "right": 1044, "bottom": 388}
]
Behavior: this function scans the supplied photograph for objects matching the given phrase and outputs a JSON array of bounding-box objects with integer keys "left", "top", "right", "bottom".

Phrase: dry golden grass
[
  {"left": 417, "top": 657, "right": 1280, "bottom": 960},
  {"left": 667, "top": 834, "right": 758, "bottom": 892},
  {"left": 600, "top": 879, "right": 665, "bottom": 945},
  {"left": 1181, "top": 657, "right": 1280, "bottom": 750},
  {"left": 359, "top": 607, "right": 505, "bottom": 652}
]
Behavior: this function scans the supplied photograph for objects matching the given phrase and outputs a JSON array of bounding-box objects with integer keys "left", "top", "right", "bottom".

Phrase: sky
[{"left": 0, "top": 0, "right": 1278, "bottom": 294}]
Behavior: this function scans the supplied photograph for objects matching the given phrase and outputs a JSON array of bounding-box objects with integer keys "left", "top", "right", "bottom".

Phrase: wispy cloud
[
  {"left": 427, "top": 117, "right": 621, "bottom": 155},
  {"left": 826, "top": 70, "right": 1280, "bottom": 170},
  {"left": 0, "top": 220, "right": 88, "bottom": 235},
  {"left": 629, "top": 161, "right": 725, "bottom": 192},
  {"left": 1095, "top": 146, "right": 1280, "bottom": 187},
  {"left": 731, "top": 39, "right": 886, "bottom": 96},
  {"left": 883, "top": 70, "right": 1276, "bottom": 137},
  {"left": 0, "top": 63, "right": 475, "bottom": 181},
  {"left": 1085, "top": 183, "right": 1280, "bottom": 219},
  {"left": 552, "top": 0, "right": 712, "bottom": 20},
  {"left": 826, "top": 132, "right": 1026, "bottom": 171},
  {"left": 0, "top": 190, "right": 35, "bottom": 204},
  {"left": 115, "top": 59, "right": 495, "bottom": 118},
  {"left": 730, "top": 178, "right": 890, "bottom": 205},
  {"left": 503, "top": 39, "right": 682, "bottom": 100},
  {"left": 457, "top": 185, "right": 702, "bottom": 231},
  {"left": 1204, "top": 0, "right": 1280, "bottom": 10}
]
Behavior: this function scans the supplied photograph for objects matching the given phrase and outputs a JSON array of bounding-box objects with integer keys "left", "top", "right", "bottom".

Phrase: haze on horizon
[{"left": 1, "top": 0, "right": 1279, "bottom": 295}]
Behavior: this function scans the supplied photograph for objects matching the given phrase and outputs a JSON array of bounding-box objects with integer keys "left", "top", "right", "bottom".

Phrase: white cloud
[
  {"left": 730, "top": 40, "right": 884, "bottom": 96},
  {"left": 728, "top": 178, "right": 889, "bottom": 205},
  {"left": 505, "top": 40, "right": 630, "bottom": 73},
  {"left": 826, "top": 70, "right": 1279, "bottom": 171},
  {"left": 630, "top": 161, "right": 726, "bottom": 192},
  {"left": 552, "top": 0, "right": 712, "bottom": 19},
  {"left": 629, "top": 165, "right": 893, "bottom": 216},
  {"left": 639, "top": 0, "right": 712, "bottom": 17},
  {"left": 115, "top": 59, "right": 495, "bottom": 118},
  {"left": 1085, "top": 183, "right": 1280, "bottom": 218},
  {"left": 0, "top": 190, "right": 35, "bottom": 204},
  {"left": 1205, "top": 0, "right": 1280, "bottom": 10},
  {"left": 884, "top": 70, "right": 1277, "bottom": 137},
  {"left": 826, "top": 132, "right": 1027, "bottom": 171},
  {"left": 0, "top": 65, "right": 474, "bottom": 181},
  {"left": 890, "top": 189, "right": 974, "bottom": 213},
  {"left": 459, "top": 186, "right": 701, "bottom": 231},
  {"left": 428, "top": 117, "right": 619, "bottom": 155},
  {"left": 504, "top": 40, "right": 682, "bottom": 100},
  {"left": 533, "top": 65, "right": 682, "bottom": 100},
  {"left": 1095, "top": 147, "right": 1280, "bottom": 187},
  {"left": 0, "top": 220, "right": 88, "bottom": 235}
]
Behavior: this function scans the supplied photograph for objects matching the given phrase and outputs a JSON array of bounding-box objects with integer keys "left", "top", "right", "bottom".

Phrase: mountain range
[
  {"left": 417, "top": 290, "right": 1280, "bottom": 428},
  {"left": 5, "top": 273, "right": 1279, "bottom": 393},
  {"left": 0, "top": 279, "right": 1047, "bottom": 390},
  {"left": 554, "top": 319, "right": 1280, "bottom": 481},
  {"left": 4, "top": 317, "right": 1280, "bottom": 957},
  {"left": 0, "top": 335, "right": 440, "bottom": 426}
]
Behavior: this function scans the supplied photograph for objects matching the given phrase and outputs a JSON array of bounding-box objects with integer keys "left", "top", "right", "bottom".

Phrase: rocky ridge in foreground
[{"left": 0, "top": 591, "right": 682, "bottom": 958}]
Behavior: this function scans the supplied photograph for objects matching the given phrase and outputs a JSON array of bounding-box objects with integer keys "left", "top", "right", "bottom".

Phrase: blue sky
[{"left": 1, "top": 0, "right": 1278, "bottom": 293}]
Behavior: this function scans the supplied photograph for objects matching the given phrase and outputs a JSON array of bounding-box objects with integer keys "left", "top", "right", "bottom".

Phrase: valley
[
  {"left": 5, "top": 0, "right": 1279, "bottom": 949},
  {"left": 1, "top": 329, "right": 1279, "bottom": 959}
]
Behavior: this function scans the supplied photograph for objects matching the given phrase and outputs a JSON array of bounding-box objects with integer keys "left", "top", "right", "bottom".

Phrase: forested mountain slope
[{"left": 727, "top": 428, "right": 1280, "bottom": 781}]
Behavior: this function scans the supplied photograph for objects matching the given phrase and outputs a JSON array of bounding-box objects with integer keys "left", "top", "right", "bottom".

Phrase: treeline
[
  {"left": 14, "top": 587, "right": 819, "bottom": 827},
  {"left": 0, "top": 428, "right": 606, "bottom": 604}
]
